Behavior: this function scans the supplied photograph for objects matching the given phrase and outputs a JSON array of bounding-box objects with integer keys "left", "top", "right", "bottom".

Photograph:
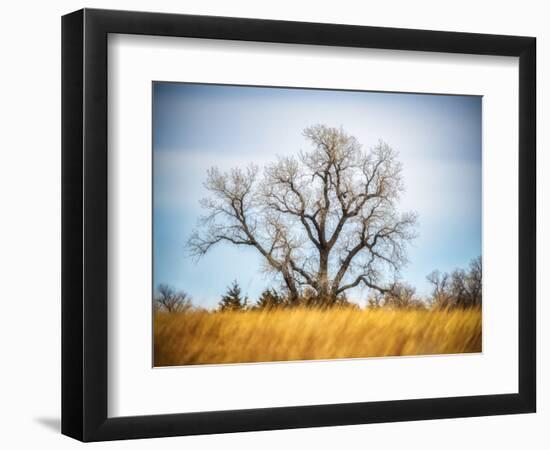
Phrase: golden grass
[{"left": 154, "top": 307, "right": 482, "bottom": 366}]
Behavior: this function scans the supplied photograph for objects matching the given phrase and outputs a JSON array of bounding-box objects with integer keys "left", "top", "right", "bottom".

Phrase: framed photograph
[{"left": 61, "top": 8, "right": 536, "bottom": 441}]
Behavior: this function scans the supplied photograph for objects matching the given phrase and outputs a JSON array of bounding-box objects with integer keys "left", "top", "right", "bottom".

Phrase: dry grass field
[{"left": 154, "top": 307, "right": 482, "bottom": 366}]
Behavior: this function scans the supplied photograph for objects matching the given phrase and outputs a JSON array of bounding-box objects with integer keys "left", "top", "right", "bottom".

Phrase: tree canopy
[{"left": 189, "top": 124, "right": 417, "bottom": 305}]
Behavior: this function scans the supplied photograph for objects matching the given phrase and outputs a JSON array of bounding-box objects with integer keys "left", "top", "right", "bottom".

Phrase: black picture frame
[{"left": 61, "top": 8, "right": 536, "bottom": 442}]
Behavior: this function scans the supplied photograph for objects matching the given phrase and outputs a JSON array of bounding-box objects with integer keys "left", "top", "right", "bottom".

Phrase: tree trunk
[
  {"left": 317, "top": 250, "right": 330, "bottom": 303},
  {"left": 282, "top": 271, "right": 300, "bottom": 305}
]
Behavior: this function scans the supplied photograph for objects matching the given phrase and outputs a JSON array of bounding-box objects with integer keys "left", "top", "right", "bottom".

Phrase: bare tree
[
  {"left": 154, "top": 284, "right": 192, "bottom": 313},
  {"left": 189, "top": 125, "right": 417, "bottom": 305},
  {"left": 449, "top": 257, "right": 482, "bottom": 307},
  {"left": 367, "top": 291, "right": 384, "bottom": 309},
  {"left": 382, "top": 282, "right": 426, "bottom": 309},
  {"left": 426, "top": 270, "right": 451, "bottom": 308},
  {"left": 426, "top": 257, "right": 482, "bottom": 309},
  {"left": 466, "top": 256, "right": 482, "bottom": 306}
]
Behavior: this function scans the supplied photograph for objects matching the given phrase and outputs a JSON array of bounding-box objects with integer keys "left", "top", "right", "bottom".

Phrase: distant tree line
[
  {"left": 154, "top": 256, "right": 481, "bottom": 313},
  {"left": 426, "top": 256, "right": 482, "bottom": 309}
]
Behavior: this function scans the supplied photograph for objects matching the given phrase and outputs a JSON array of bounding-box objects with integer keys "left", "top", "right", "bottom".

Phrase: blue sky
[{"left": 153, "top": 82, "right": 481, "bottom": 308}]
